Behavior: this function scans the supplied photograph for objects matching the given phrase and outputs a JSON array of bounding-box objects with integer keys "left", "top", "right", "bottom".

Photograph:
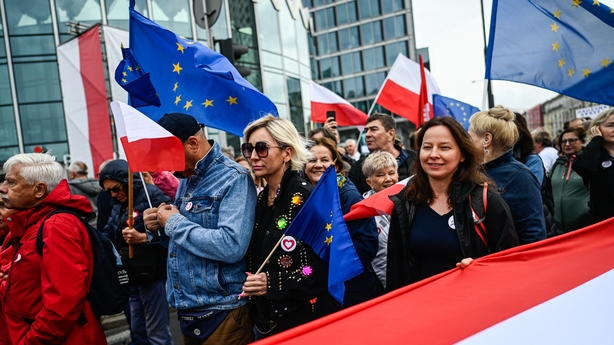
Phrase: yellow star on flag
[
  {"left": 122, "top": 71, "right": 127, "bottom": 77},
  {"left": 202, "top": 99, "right": 214, "bottom": 107},
  {"left": 552, "top": 41, "right": 560, "bottom": 51},
  {"left": 568, "top": 68, "right": 575, "bottom": 77},
  {"left": 554, "top": 9, "right": 562, "bottom": 18},
  {"left": 184, "top": 100, "right": 193, "bottom": 110},
  {"left": 324, "top": 236, "right": 333, "bottom": 245},
  {"left": 173, "top": 82, "right": 179, "bottom": 92},
  {"left": 187, "top": 41, "right": 195, "bottom": 45},
  {"left": 582, "top": 68, "right": 591, "bottom": 77},
  {"left": 558, "top": 58, "right": 565, "bottom": 67},
  {"left": 136, "top": 66, "right": 140, "bottom": 71},
  {"left": 174, "top": 94, "right": 182, "bottom": 105},
  {"left": 176, "top": 42, "right": 185, "bottom": 54},
  {"left": 593, "top": 0, "right": 600, "bottom": 5},
  {"left": 226, "top": 96, "right": 238, "bottom": 105},
  {"left": 121, "top": 78, "right": 127, "bottom": 83},
  {"left": 325, "top": 222, "right": 332, "bottom": 231},
  {"left": 550, "top": 22, "right": 560, "bottom": 32},
  {"left": 172, "top": 62, "right": 183, "bottom": 74},
  {"left": 127, "top": 66, "right": 133, "bottom": 72},
  {"left": 611, "top": 6, "right": 614, "bottom": 13},
  {"left": 572, "top": 0, "right": 581, "bottom": 8},
  {"left": 602, "top": 58, "right": 611, "bottom": 68}
]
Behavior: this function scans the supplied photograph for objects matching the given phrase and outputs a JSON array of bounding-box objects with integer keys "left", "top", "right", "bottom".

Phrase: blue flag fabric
[
  {"left": 433, "top": 95, "right": 480, "bottom": 130},
  {"left": 284, "top": 166, "right": 363, "bottom": 304},
  {"left": 115, "top": 47, "right": 161, "bottom": 108},
  {"left": 117, "top": 6, "right": 278, "bottom": 136},
  {"left": 486, "top": 0, "right": 614, "bottom": 107}
]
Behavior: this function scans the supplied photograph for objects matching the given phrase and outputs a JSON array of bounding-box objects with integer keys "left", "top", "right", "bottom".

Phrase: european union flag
[
  {"left": 284, "top": 166, "right": 363, "bottom": 304},
  {"left": 117, "top": 5, "right": 278, "bottom": 136},
  {"left": 486, "top": 0, "right": 614, "bottom": 106},
  {"left": 433, "top": 95, "right": 480, "bottom": 130},
  {"left": 115, "top": 47, "right": 161, "bottom": 108}
]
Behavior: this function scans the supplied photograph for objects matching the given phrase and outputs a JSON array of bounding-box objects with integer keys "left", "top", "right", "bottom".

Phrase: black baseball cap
[{"left": 157, "top": 113, "right": 203, "bottom": 142}]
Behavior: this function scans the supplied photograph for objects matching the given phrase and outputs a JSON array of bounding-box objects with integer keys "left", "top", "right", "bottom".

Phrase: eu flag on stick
[
  {"left": 115, "top": 47, "right": 161, "bottom": 108},
  {"left": 115, "top": 5, "right": 278, "bottom": 136},
  {"left": 284, "top": 166, "right": 363, "bottom": 304},
  {"left": 486, "top": 0, "right": 614, "bottom": 107},
  {"left": 433, "top": 95, "right": 480, "bottom": 130}
]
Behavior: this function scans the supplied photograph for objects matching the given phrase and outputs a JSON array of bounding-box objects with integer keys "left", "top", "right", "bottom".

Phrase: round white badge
[
  {"left": 185, "top": 202, "right": 193, "bottom": 211},
  {"left": 448, "top": 215, "right": 455, "bottom": 229},
  {"left": 281, "top": 236, "right": 297, "bottom": 252},
  {"left": 602, "top": 160, "right": 612, "bottom": 168}
]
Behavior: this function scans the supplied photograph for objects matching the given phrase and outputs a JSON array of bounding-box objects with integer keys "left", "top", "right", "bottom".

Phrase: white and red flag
[
  {"left": 310, "top": 81, "right": 369, "bottom": 126},
  {"left": 417, "top": 54, "right": 432, "bottom": 127},
  {"left": 110, "top": 101, "right": 185, "bottom": 172},
  {"left": 375, "top": 53, "right": 441, "bottom": 126},
  {"left": 58, "top": 25, "right": 114, "bottom": 177},
  {"left": 344, "top": 177, "right": 410, "bottom": 222},
  {"left": 254, "top": 216, "right": 614, "bottom": 344}
]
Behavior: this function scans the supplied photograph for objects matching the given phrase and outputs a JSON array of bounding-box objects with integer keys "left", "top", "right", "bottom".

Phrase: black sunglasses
[
  {"left": 241, "top": 142, "right": 284, "bottom": 159},
  {"left": 105, "top": 185, "right": 122, "bottom": 193},
  {"left": 561, "top": 138, "right": 579, "bottom": 145}
]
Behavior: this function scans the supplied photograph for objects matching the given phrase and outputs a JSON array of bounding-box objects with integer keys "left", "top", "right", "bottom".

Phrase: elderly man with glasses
[{"left": 143, "top": 113, "right": 256, "bottom": 345}]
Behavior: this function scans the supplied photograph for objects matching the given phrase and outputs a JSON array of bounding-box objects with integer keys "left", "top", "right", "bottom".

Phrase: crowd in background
[{"left": 0, "top": 106, "right": 612, "bottom": 344}]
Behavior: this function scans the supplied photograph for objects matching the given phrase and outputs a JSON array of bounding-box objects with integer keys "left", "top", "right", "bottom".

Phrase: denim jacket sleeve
[{"left": 164, "top": 172, "right": 256, "bottom": 263}]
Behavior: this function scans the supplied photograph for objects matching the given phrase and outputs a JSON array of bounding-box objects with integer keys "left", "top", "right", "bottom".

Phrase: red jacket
[{"left": 0, "top": 180, "right": 107, "bottom": 345}]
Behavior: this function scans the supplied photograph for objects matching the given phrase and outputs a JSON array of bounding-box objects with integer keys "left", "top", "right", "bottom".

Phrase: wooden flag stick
[
  {"left": 254, "top": 235, "right": 285, "bottom": 275},
  {"left": 128, "top": 167, "right": 134, "bottom": 258}
]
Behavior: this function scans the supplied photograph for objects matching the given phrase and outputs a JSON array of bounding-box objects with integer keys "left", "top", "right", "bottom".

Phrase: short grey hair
[
  {"left": 3, "top": 153, "right": 64, "bottom": 192},
  {"left": 345, "top": 139, "right": 356, "bottom": 146},
  {"left": 362, "top": 151, "right": 397, "bottom": 178},
  {"left": 67, "top": 161, "right": 88, "bottom": 175},
  {"left": 243, "top": 115, "right": 312, "bottom": 172}
]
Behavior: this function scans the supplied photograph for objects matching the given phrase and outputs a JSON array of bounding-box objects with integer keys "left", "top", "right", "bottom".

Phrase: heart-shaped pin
[{"left": 281, "top": 236, "right": 297, "bottom": 252}]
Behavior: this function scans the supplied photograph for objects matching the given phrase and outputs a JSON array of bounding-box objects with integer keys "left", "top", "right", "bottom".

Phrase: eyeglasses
[
  {"left": 105, "top": 185, "right": 122, "bottom": 193},
  {"left": 241, "top": 142, "right": 284, "bottom": 159},
  {"left": 561, "top": 138, "right": 579, "bottom": 145}
]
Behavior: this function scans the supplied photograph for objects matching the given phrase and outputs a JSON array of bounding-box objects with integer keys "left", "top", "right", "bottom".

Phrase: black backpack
[{"left": 36, "top": 209, "right": 130, "bottom": 316}]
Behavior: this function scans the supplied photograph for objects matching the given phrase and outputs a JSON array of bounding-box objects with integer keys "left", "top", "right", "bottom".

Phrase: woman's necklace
[{"left": 267, "top": 185, "right": 281, "bottom": 205}]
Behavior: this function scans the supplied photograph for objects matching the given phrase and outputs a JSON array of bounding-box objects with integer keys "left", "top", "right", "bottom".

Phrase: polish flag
[
  {"left": 343, "top": 177, "right": 410, "bottom": 222},
  {"left": 310, "top": 81, "right": 368, "bottom": 126},
  {"left": 255, "top": 216, "right": 614, "bottom": 344},
  {"left": 417, "top": 55, "right": 432, "bottom": 127},
  {"left": 110, "top": 101, "right": 185, "bottom": 172},
  {"left": 58, "top": 25, "right": 114, "bottom": 177},
  {"left": 375, "top": 53, "right": 441, "bottom": 126}
]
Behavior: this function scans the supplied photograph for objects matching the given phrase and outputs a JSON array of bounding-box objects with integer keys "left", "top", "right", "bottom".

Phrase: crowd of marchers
[{"left": 0, "top": 107, "right": 612, "bottom": 345}]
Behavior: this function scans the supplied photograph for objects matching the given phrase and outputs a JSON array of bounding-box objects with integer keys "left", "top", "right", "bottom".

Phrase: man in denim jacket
[{"left": 144, "top": 113, "right": 256, "bottom": 345}]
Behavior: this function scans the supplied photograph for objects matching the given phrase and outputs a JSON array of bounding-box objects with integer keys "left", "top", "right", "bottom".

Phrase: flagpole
[
  {"left": 127, "top": 167, "right": 134, "bottom": 258},
  {"left": 254, "top": 236, "right": 285, "bottom": 275},
  {"left": 480, "top": 0, "right": 495, "bottom": 108}
]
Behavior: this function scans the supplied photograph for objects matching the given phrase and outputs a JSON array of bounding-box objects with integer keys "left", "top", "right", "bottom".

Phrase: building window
[
  {"left": 0, "top": 106, "right": 18, "bottom": 147},
  {"left": 332, "top": 80, "right": 343, "bottom": 97},
  {"left": 287, "top": 77, "right": 305, "bottom": 135},
  {"left": 315, "top": 9, "right": 327, "bottom": 31},
  {"left": 375, "top": 46, "right": 385, "bottom": 68},
  {"left": 13, "top": 62, "right": 62, "bottom": 103},
  {"left": 320, "top": 58, "right": 331, "bottom": 78},
  {"left": 317, "top": 34, "right": 329, "bottom": 54},
  {"left": 341, "top": 53, "right": 353, "bottom": 74},
  {"left": 348, "top": 2, "right": 358, "bottom": 22},
  {"left": 331, "top": 56, "right": 341, "bottom": 77},
  {"left": 363, "top": 48, "right": 375, "bottom": 71},
  {"left": 382, "top": 0, "right": 404, "bottom": 14},
  {"left": 311, "top": 57, "right": 319, "bottom": 79},
  {"left": 349, "top": 26, "right": 360, "bottom": 48},
  {"left": 344, "top": 78, "right": 355, "bottom": 99},
  {"left": 354, "top": 76, "right": 365, "bottom": 97},
  {"left": 328, "top": 32, "right": 338, "bottom": 53},
  {"left": 337, "top": 3, "right": 348, "bottom": 25},
  {"left": 19, "top": 102, "right": 67, "bottom": 144},
  {"left": 365, "top": 73, "right": 378, "bottom": 96},
  {"left": 339, "top": 28, "right": 350, "bottom": 51},
  {"left": 352, "top": 51, "right": 362, "bottom": 73}
]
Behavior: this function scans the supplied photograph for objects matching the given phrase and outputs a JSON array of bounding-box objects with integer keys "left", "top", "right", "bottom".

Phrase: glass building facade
[
  {"left": 0, "top": 0, "right": 312, "bottom": 167},
  {"left": 304, "top": 0, "right": 418, "bottom": 143}
]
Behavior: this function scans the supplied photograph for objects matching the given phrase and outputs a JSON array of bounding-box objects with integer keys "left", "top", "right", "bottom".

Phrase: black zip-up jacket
[
  {"left": 386, "top": 180, "right": 519, "bottom": 292},
  {"left": 572, "top": 136, "right": 614, "bottom": 221}
]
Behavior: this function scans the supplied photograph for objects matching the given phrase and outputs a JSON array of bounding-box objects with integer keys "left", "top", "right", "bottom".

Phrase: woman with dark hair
[
  {"left": 386, "top": 117, "right": 518, "bottom": 292},
  {"left": 513, "top": 113, "right": 545, "bottom": 184},
  {"left": 303, "top": 137, "right": 379, "bottom": 307},
  {"left": 572, "top": 108, "right": 614, "bottom": 222},
  {"left": 469, "top": 106, "right": 546, "bottom": 244},
  {"left": 550, "top": 127, "right": 592, "bottom": 234}
]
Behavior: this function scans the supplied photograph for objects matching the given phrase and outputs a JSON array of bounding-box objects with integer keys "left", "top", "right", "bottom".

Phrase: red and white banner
[
  {"left": 255, "top": 216, "right": 614, "bottom": 344},
  {"left": 110, "top": 101, "right": 185, "bottom": 173},
  {"left": 344, "top": 177, "right": 410, "bottom": 221},
  {"left": 310, "top": 81, "right": 369, "bottom": 126},
  {"left": 58, "top": 25, "right": 114, "bottom": 177},
  {"left": 375, "top": 53, "right": 441, "bottom": 126}
]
